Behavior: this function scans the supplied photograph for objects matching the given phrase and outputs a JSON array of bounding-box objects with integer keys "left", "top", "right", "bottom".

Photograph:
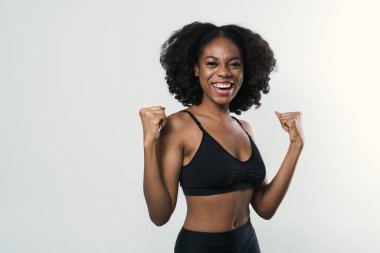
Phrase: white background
[{"left": 1, "top": 0, "right": 379, "bottom": 252}]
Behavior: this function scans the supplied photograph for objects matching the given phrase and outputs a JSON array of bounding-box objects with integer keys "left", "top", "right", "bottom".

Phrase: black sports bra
[{"left": 180, "top": 110, "right": 266, "bottom": 196}]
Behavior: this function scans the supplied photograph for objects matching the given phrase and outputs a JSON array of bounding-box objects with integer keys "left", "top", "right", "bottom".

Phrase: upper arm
[
  {"left": 250, "top": 176, "right": 269, "bottom": 212},
  {"left": 239, "top": 120, "right": 270, "bottom": 210},
  {"left": 156, "top": 113, "right": 184, "bottom": 215}
]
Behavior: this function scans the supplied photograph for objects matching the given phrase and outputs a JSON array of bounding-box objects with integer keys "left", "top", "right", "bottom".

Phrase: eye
[
  {"left": 206, "top": 62, "right": 217, "bottom": 66},
  {"left": 230, "top": 62, "right": 241, "bottom": 67}
]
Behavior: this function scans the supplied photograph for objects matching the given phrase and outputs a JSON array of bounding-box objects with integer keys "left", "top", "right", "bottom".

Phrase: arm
[
  {"left": 140, "top": 108, "right": 183, "bottom": 226},
  {"left": 251, "top": 143, "right": 303, "bottom": 220},
  {"left": 241, "top": 114, "right": 304, "bottom": 220}
]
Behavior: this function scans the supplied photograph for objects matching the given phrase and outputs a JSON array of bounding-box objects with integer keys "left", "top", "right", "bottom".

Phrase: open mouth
[
  {"left": 210, "top": 82, "right": 234, "bottom": 96},
  {"left": 211, "top": 82, "right": 234, "bottom": 90}
]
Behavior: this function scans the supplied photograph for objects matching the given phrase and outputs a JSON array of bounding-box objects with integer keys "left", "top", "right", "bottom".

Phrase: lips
[
  {"left": 211, "top": 82, "right": 234, "bottom": 89},
  {"left": 210, "top": 82, "right": 234, "bottom": 95}
]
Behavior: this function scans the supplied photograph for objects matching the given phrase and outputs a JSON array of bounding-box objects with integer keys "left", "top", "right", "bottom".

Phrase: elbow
[
  {"left": 146, "top": 201, "right": 174, "bottom": 226},
  {"left": 152, "top": 218, "right": 169, "bottom": 226},
  {"left": 260, "top": 212, "right": 274, "bottom": 220},
  {"left": 253, "top": 200, "right": 278, "bottom": 220},
  {"left": 150, "top": 213, "right": 171, "bottom": 227},
  {"left": 146, "top": 203, "right": 174, "bottom": 226},
  {"left": 257, "top": 209, "right": 277, "bottom": 220}
]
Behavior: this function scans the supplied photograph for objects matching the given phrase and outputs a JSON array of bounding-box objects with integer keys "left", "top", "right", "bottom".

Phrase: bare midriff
[{"left": 182, "top": 188, "right": 254, "bottom": 232}]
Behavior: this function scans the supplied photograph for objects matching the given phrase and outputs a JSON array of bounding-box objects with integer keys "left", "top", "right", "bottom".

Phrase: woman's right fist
[{"left": 139, "top": 106, "right": 167, "bottom": 144}]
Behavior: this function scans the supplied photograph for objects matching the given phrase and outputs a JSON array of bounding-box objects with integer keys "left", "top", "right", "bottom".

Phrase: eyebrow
[{"left": 203, "top": 56, "right": 242, "bottom": 61}]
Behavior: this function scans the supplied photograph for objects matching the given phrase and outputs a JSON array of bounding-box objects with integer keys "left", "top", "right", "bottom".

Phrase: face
[{"left": 194, "top": 36, "right": 243, "bottom": 106}]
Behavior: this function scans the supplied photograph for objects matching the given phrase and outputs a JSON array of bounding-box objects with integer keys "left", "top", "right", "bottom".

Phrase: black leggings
[{"left": 174, "top": 217, "right": 261, "bottom": 253}]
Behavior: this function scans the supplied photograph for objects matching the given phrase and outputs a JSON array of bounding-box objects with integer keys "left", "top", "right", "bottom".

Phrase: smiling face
[{"left": 194, "top": 36, "right": 244, "bottom": 107}]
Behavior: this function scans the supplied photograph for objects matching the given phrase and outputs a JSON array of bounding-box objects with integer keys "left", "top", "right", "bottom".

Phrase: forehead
[{"left": 200, "top": 36, "right": 242, "bottom": 59}]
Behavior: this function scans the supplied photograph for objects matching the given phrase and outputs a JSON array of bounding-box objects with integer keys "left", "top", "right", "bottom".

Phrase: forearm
[
  {"left": 143, "top": 142, "right": 172, "bottom": 226},
  {"left": 255, "top": 141, "right": 303, "bottom": 219}
]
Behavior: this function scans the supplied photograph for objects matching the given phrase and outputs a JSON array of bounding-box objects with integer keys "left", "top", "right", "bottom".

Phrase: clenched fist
[
  {"left": 139, "top": 106, "right": 167, "bottom": 145},
  {"left": 275, "top": 111, "right": 304, "bottom": 146}
]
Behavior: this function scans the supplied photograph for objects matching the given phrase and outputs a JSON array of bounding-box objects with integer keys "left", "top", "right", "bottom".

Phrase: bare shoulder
[
  {"left": 163, "top": 111, "right": 185, "bottom": 129},
  {"left": 159, "top": 110, "right": 193, "bottom": 140},
  {"left": 163, "top": 110, "right": 191, "bottom": 130},
  {"left": 236, "top": 118, "right": 256, "bottom": 143}
]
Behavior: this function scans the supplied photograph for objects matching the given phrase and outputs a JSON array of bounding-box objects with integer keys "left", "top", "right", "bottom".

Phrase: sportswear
[{"left": 180, "top": 110, "right": 266, "bottom": 196}]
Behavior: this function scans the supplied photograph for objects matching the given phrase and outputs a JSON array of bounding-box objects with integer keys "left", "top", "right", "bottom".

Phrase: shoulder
[
  {"left": 235, "top": 118, "right": 256, "bottom": 143},
  {"left": 163, "top": 110, "right": 192, "bottom": 130},
  {"left": 159, "top": 110, "right": 194, "bottom": 141}
]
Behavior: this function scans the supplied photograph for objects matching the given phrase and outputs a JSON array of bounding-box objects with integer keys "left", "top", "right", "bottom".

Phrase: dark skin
[
  {"left": 140, "top": 36, "right": 304, "bottom": 231},
  {"left": 180, "top": 36, "right": 255, "bottom": 231}
]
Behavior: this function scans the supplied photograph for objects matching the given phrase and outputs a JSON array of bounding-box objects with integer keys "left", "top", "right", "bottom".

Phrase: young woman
[{"left": 139, "top": 21, "right": 304, "bottom": 253}]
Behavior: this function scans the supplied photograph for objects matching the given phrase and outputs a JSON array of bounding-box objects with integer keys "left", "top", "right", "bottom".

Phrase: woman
[{"left": 139, "top": 21, "right": 304, "bottom": 253}]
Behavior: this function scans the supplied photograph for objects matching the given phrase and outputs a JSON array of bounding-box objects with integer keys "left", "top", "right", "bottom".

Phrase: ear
[{"left": 194, "top": 64, "right": 199, "bottom": 77}]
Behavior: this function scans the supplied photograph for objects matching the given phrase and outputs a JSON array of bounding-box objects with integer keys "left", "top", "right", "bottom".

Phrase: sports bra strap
[
  {"left": 231, "top": 116, "right": 250, "bottom": 136},
  {"left": 183, "top": 111, "right": 250, "bottom": 137},
  {"left": 182, "top": 110, "right": 205, "bottom": 132}
]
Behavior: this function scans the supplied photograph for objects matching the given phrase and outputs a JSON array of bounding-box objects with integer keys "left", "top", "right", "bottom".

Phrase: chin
[{"left": 212, "top": 97, "right": 235, "bottom": 106}]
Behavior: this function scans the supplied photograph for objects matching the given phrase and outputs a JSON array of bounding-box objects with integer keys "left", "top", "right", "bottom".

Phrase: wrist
[
  {"left": 144, "top": 139, "right": 158, "bottom": 149},
  {"left": 290, "top": 140, "right": 304, "bottom": 149}
]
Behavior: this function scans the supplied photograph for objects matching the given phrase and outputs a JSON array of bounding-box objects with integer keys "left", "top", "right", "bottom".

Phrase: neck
[{"left": 192, "top": 97, "right": 231, "bottom": 120}]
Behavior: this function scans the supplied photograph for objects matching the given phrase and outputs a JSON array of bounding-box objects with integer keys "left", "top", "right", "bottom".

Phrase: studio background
[{"left": 1, "top": 0, "right": 379, "bottom": 252}]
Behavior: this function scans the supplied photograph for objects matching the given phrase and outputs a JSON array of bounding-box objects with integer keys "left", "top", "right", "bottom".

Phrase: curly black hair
[{"left": 160, "top": 21, "right": 276, "bottom": 115}]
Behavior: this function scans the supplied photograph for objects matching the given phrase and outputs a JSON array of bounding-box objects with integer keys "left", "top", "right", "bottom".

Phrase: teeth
[{"left": 212, "top": 83, "right": 232, "bottom": 89}]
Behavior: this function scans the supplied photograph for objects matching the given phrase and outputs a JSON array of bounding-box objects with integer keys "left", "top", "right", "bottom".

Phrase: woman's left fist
[{"left": 275, "top": 111, "right": 304, "bottom": 146}]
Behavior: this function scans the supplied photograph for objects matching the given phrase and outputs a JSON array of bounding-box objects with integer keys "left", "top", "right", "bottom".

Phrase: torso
[
  {"left": 183, "top": 190, "right": 253, "bottom": 232},
  {"left": 180, "top": 109, "right": 256, "bottom": 232}
]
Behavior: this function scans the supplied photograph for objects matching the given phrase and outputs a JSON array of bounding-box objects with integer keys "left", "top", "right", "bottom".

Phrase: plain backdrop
[{"left": 1, "top": 0, "right": 379, "bottom": 252}]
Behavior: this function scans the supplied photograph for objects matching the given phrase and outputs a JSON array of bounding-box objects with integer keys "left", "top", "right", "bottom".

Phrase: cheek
[
  {"left": 200, "top": 69, "right": 215, "bottom": 81},
  {"left": 233, "top": 70, "right": 244, "bottom": 84}
]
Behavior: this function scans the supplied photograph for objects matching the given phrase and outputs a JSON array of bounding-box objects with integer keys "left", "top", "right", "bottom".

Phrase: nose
[{"left": 217, "top": 65, "right": 232, "bottom": 77}]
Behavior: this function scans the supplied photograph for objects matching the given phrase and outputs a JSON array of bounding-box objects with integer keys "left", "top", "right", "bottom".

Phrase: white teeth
[{"left": 212, "top": 83, "right": 232, "bottom": 89}]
